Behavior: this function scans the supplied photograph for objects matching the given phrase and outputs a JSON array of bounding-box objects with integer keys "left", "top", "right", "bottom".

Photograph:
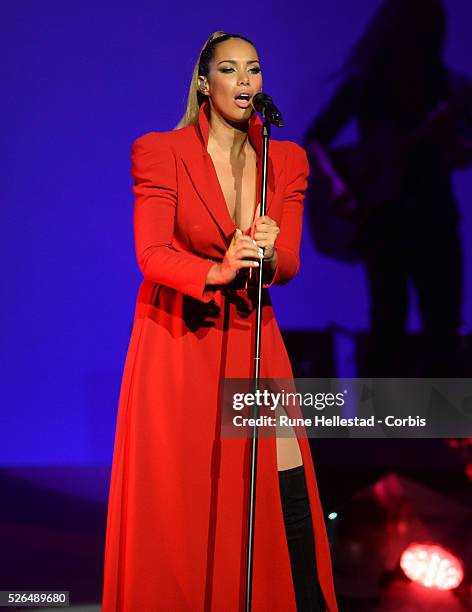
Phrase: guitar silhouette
[{"left": 306, "top": 93, "right": 472, "bottom": 262}]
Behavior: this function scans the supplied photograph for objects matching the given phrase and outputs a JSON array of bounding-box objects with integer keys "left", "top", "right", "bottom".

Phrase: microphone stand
[{"left": 244, "top": 118, "right": 271, "bottom": 612}]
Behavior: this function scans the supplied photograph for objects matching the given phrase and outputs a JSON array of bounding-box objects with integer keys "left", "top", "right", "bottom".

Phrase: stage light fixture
[{"left": 400, "top": 543, "right": 464, "bottom": 590}]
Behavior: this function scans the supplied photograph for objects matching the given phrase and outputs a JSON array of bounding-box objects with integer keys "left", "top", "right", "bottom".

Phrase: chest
[{"left": 208, "top": 151, "right": 259, "bottom": 232}]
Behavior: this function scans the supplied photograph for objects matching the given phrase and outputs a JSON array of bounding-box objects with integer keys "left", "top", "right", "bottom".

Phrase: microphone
[{"left": 252, "top": 92, "right": 284, "bottom": 128}]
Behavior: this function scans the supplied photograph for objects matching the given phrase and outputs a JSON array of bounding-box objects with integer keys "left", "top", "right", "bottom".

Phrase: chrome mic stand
[{"left": 244, "top": 95, "right": 283, "bottom": 612}]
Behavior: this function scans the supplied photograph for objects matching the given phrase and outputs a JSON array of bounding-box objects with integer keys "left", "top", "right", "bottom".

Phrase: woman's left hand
[{"left": 252, "top": 215, "right": 280, "bottom": 260}]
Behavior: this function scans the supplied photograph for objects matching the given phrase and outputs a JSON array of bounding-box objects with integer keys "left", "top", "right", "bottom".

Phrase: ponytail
[{"left": 175, "top": 31, "right": 256, "bottom": 129}]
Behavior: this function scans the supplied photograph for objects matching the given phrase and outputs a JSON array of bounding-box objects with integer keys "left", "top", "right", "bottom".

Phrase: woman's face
[{"left": 200, "top": 38, "right": 263, "bottom": 124}]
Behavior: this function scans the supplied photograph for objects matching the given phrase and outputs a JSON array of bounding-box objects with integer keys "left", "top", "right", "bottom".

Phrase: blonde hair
[{"left": 175, "top": 31, "right": 256, "bottom": 129}]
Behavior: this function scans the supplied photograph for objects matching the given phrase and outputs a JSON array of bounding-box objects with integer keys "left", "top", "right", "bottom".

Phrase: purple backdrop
[{"left": 2, "top": 0, "right": 471, "bottom": 473}]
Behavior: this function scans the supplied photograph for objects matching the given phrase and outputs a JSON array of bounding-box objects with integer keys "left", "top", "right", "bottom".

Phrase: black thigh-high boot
[{"left": 278, "top": 465, "right": 327, "bottom": 612}]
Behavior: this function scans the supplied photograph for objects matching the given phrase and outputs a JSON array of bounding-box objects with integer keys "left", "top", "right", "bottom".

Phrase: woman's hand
[
  {"left": 206, "top": 229, "right": 261, "bottom": 286},
  {"left": 252, "top": 215, "right": 280, "bottom": 261}
]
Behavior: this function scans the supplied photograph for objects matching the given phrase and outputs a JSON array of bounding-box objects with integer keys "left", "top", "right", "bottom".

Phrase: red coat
[{"left": 102, "top": 100, "right": 338, "bottom": 611}]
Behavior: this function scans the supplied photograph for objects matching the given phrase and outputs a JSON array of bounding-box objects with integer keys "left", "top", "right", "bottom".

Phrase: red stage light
[{"left": 400, "top": 543, "right": 464, "bottom": 590}]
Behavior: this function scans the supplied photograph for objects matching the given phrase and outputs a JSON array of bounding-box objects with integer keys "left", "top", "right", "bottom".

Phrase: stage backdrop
[{"left": 2, "top": 0, "right": 471, "bottom": 469}]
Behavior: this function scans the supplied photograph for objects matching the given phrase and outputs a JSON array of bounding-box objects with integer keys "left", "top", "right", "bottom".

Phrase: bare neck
[{"left": 207, "top": 111, "right": 251, "bottom": 160}]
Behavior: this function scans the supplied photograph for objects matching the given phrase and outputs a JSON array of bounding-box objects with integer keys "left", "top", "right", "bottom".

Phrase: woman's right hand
[{"left": 206, "top": 228, "right": 261, "bottom": 286}]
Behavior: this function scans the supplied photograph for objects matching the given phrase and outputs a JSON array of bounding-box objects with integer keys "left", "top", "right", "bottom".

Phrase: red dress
[{"left": 102, "top": 100, "right": 338, "bottom": 611}]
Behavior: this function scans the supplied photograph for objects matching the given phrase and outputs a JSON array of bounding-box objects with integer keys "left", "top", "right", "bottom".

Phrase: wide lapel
[{"left": 180, "top": 100, "right": 276, "bottom": 242}]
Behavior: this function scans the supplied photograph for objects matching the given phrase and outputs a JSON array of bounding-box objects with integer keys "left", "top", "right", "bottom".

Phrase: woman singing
[{"left": 102, "top": 31, "right": 338, "bottom": 611}]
